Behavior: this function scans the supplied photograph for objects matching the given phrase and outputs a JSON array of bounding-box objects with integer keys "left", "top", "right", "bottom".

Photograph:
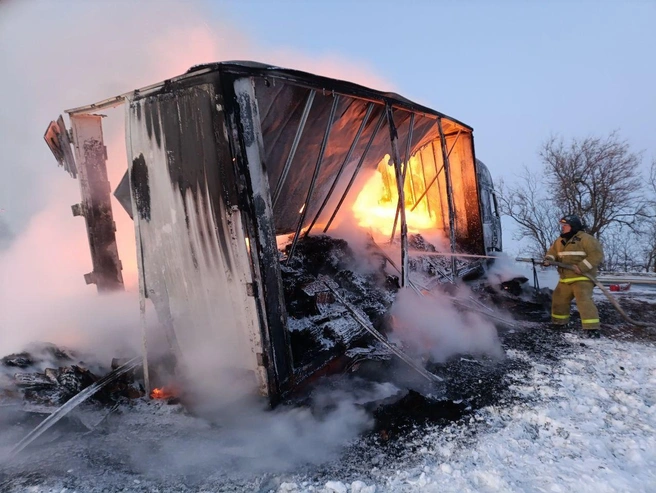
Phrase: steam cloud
[
  {"left": 128, "top": 379, "right": 399, "bottom": 479},
  {"left": 390, "top": 288, "right": 504, "bottom": 363},
  {"left": 0, "top": 0, "right": 404, "bottom": 475},
  {"left": 0, "top": 0, "right": 392, "bottom": 355},
  {"left": 484, "top": 253, "right": 529, "bottom": 285}
]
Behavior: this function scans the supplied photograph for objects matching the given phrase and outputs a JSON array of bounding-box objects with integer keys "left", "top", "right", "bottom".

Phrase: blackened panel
[
  {"left": 153, "top": 87, "right": 234, "bottom": 272},
  {"left": 450, "top": 133, "right": 484, "bottom": 254},
  {"left": 145, "top": 99, "right": 162, "bottom": 149},
  {"left": 225, "top": 76, "right": 294, "bottom": 402},
  {"left": 131, "top": 153, "right": 150, "bottom": 221}
]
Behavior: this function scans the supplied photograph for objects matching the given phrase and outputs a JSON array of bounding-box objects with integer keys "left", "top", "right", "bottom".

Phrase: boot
[{"left": 584, "top": 329, "right": 601, "bottom": 339}]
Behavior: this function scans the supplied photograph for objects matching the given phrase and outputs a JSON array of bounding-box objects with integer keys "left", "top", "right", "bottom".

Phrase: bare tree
[
  {"left": 602, "top": 226, "right": 644, "bottom": 272},
  {"left": 541, "top": 132, "right": 646, "bottom": 237},
  {"left": 641, "top": 222, "right": 656, "bottom": 272},
  {"left": 641, "top": 159, "right": 656, "bottom": 271},
  {"left": 497, "top": 166, "right": 561, "bottom": 257},
  {"left": 500, "top": 132, "right": 650, "bottom": 263}
]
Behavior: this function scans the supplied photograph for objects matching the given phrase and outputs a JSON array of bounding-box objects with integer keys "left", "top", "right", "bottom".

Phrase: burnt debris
[
  {"left": 281, "top": 234, "right": 397, "bottom": 371},
  {"left": 1, "top": 344, "right": 143, "bottom": 407},
  {"left": 279, "top": 233, "right": 488, "bottom": 387}
]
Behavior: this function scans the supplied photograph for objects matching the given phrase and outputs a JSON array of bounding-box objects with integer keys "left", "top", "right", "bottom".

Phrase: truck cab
[{"left": 476, "top": 159, "right": 502, "bottom": 253}]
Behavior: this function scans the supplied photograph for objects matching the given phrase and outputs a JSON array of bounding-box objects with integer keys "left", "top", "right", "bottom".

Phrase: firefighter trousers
[{"left": 551, "top": 280, "right": 600, "bottom": 330}]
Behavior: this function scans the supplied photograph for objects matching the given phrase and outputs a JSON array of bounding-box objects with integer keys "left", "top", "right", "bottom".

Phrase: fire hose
[
  {"left": 517, "top": 257, "right": 655, "bottom": 329},
  {"left": 372, "top": 240, "right": 517, "bottom": 328}
]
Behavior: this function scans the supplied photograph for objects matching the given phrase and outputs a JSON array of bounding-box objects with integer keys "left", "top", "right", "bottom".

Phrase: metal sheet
[
  {"left": 446, "top": 132, "right": 484, "bottom": 254},
  {"left": 126, "top": 83, "right": 268, "bottom": 398},
  {"left": 44, "top": 115, "right": 77, "bottom": 178},
  {"left": 113, "top": 170, "right": 133, "bottom": 219}
]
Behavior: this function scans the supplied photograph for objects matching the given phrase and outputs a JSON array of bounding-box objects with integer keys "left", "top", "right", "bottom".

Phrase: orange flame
[
  {"left": 150, "top": 386, "right": 178, "bottom": 400},
  {"left": 352, "top": 155, "right": 435, "bottom": 238}
]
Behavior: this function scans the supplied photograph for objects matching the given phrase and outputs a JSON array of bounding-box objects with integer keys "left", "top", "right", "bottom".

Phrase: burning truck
[{"left": 43, "top": 61, "right": 503, "bottom": 407}]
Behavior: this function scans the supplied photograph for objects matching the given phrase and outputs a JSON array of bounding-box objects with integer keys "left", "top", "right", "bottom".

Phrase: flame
[
  {"left": 352, "top": 155, "right": 436, "bottom": 238},
  {"left": 150, "top": 386, "right": 178, "bottom": 400}
]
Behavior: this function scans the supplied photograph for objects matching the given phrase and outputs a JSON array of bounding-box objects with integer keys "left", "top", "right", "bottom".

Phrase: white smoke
[
  {"left": 127, "top": 379, "right": 398, "bottom": 477},
  {"left": 0, "top": 0, "right": 231, "bottom": 358},
  {"left": 0, "top": 0, "right": 403, "bottom": 474},
  {"left": 0, "top": 0, "right": 393, "bottom": 356},
  {"left": 321, "top": 165, "right": 504, "bottom": 364},
  {"left": 484, "top": 252, "right": 530, "bottom": 285},
  {"left": 389, "top": 288, "right": 504, "bottom": 363}
]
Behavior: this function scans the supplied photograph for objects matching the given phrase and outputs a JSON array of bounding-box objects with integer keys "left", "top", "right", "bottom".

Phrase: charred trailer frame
[{"left": 44, "top": 62, "right": 494, "bottom": 405}]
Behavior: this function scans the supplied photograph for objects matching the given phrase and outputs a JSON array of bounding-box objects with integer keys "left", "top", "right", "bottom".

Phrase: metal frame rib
[
  {"left": 385, "top": 105, "right": 409, "bottom": 288},
  {"left": 306, "top": 102, "right": 374, "bottom": 236},
  {"left": 437, "top": 117, "right": 458, "bottom": 278},
  {"left": 286, "top": 94, "right": 340, "bottom": 264},
  {"left": 410, "top": 128, "right": 461, "bottom": 212},
  {"left": 323, "top": 108, "right": 386, "bottom": 232},
  {"left": 273, "top": 90, "right": 316, "bottom": 208},
  {"left": 390, "top": 113, "right": 415, "bottom": 242}
]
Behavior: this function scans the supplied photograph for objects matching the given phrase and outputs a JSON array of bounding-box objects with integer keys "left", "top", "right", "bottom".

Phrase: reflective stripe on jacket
[{"left": 546, "top": 231, "right": 604, "bottom": 280}]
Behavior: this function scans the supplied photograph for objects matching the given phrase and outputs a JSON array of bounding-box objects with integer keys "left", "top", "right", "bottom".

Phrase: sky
[
  {"left": 211, "top": 0, "right": 656, "bottom": 170},
  {"left": 211, "top": 0, "right": 656, "bottom": 254},
  {"left": 0, "top": 0, "right": 654, "bottom": 252}
]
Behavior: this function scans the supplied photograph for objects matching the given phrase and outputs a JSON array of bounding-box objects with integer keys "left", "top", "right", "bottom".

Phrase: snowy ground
[
  {"left": 366, "top": 335, "right": 656, "bottom": 493},
  {"left": 1, "top": 287, "right": 655, "bottom": 492}
]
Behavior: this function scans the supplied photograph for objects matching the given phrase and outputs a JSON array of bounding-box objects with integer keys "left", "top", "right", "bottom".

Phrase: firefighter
[{"left": 543, "top": 215, "right": 604, "bottom": 338}]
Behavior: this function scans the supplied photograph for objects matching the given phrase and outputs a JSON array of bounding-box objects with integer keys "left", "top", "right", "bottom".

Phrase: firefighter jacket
[{"left": 545, "top": 231, "right": 604, "bottom": 281}]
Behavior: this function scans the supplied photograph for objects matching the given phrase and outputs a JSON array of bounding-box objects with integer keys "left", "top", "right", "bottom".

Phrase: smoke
[
  {"left": 0, "top": 0, "right": 391, "bottom": 352},
  {"left": 389, "top": 288, "right": 504, "bottom": 364},
  {"left": 484, "top": 253, "right": 528, "bottom": 285},
  {"left": 0, "top": 194, "right": 144, "bottom": 363},
  {"left": 0, "top": 0, "right": 403, "bottom": 474},
  {"left": 319, "top": 164, "right": 504, "bottom": 364},
  {"left": 327, "top": 215, "right": 505, "bottom": 365},
  {"left": 127, "top": 378, "right": 398, "bottom": 478},
  {"left": 484, "top": 254, "right": 562, "bottom": 292}
]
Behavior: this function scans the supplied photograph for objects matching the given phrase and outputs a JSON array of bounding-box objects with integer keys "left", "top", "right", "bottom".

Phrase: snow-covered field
[
  {"left": 365, "top": 335, "right": 656, "bottom": 493},
  {"left": 1, "top": 290, "right": 654, "bottom": 493}
]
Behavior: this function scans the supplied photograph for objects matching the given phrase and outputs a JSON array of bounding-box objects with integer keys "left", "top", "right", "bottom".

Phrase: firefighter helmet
[{"left": 559, "top": 215, "right": 583, "bottom": 232}]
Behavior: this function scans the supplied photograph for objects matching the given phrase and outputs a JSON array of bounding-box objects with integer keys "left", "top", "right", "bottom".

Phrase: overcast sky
[{"left": 0, "top": 0, "right": 654, "bottom": 252}]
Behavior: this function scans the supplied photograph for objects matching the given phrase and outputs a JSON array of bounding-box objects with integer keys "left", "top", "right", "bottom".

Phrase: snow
[
  {"left": 385, "top": 335, "right": 655, "bottom": 493},
  {"left": 1, "top": 302, "right": 655, "bottom": 492}
]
